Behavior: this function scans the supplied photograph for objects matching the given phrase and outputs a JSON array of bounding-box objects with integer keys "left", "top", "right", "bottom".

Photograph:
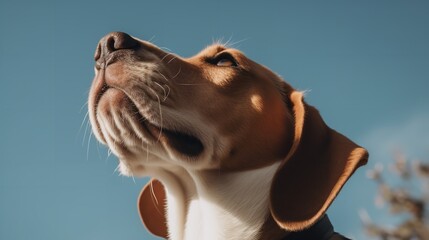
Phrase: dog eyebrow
[{"left": 199, "top": 44, "right": 228, "bottom": 58}]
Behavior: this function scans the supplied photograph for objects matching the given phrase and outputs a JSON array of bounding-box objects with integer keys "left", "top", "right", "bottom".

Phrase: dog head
[{"left": 89, "top": 32, "right": 368, "bottom": 237}]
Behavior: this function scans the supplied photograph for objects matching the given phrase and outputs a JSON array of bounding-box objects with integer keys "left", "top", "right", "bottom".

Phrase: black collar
[{"left": 282, "top": 215, "right": 349, "bottom": 240}]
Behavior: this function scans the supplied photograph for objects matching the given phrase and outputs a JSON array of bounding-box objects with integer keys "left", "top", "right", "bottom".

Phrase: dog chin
[{"left": 117, "top": 160, "right": 147, "bottom": 177}]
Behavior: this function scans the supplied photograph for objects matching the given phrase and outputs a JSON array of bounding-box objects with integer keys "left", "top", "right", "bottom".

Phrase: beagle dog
[{"left": 89, "top": 32, "right": 368, "bottom": 240}]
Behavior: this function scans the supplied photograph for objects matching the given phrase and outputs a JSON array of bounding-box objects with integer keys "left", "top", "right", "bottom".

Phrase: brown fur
[{"left": 89, "top": 32, "right": 368, "bottom": 239}]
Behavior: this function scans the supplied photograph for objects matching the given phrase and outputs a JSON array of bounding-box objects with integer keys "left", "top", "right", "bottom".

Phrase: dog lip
[
  {"left": 134, "top": 108, "right": 158, "bottom": 141},
  {"left": 130, "top": 103, "right": 205, "bottom": 157},
  {"left": 95, "top": 50, "right": 127, "bottom": 70},
  {"left": 95, "top": 61, "right": 104, "bottom": 70},
  {"left": 94, "top": 86, "right": 158, "bottom": 144},
  {"left": 92, "top": 67, "right": 204, "bottom": 158},
  {"left": 146, "top": 122, "right": 205, "bottom": 157},
  {"left": 95, "top": 56, "right": 117, "bottom": 70},
  {"left": 89, "top": 70, "right": 109, "bottom": 144}
]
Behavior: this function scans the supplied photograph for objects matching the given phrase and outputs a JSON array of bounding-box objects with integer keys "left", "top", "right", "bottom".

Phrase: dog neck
[{"left": 152, "top": 161, "right": 282, "bottom": 240}]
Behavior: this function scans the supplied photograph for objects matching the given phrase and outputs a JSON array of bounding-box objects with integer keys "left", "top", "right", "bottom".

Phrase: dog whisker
[
  {"left": 131, "top": 174, "right": 136, "bottom": 184},
  {"left": 153, "top": 82, "right": 170, "bottom": 101},
  {"left": 79, "top": 111, "right": 89, "bottom": 133},
  {"left": 167, "top": 56, "right": 177, "bottom": 64},
  {"left": 160, "top": 46, "right": 173, "bottom": 53},
  {"left": 224, "top": 35, "right": 234, "bottom": 47},
  {"left": 172, "top": 66, "right": 182, "bottom": 79},
  {"left": 154, "top": 93, "right": 164, "bottom": 142},
  {"left": 112, "top": 164, "right": 120, "bottom": 175},
  {"left": 81, "top": 115, "right": 90, "bottom": 146},
  {"left": 86, "top": 129, "right": 93, "bottom": 161},
  {"left": 105, "top": 147, "right": 113, "bottom": 164},
  {"left": 153, "top": 81, "right": 166, "bottom": 92},
  {"left": 212, "top": 36, "right": 224, "bottom": 46},
  {"left": 145, "top": 85, "right": 164, "bottom": 142},
  {"left": 228, "top": 38, "right": 250, "bottom": 48},
  {"left": 96, "top": 140, "right": 103, "bottom": 160},
  {"left": 76, "top": 103, "right": 90, "bottom": 147},
  {"left": 163, "top": 85, "right": 170, "bottom": 101},
  {"left": 79, "top": 101, "right": 88, "bottom": 113},
  {"left": 150, "top": 181, "right": 159, "bottom": 204},
  {"left": 160, "top": 52, "right": 174, "bottom": 63},
  {"left": 155, "top": 69, "right": 170, "bottom": 83},
  {"left": 212, "top": 35, "right": 249, "bottom": 49},
  {"left": 147, "top": 35, "right": 156, "bottom": 44},
  {"left": 150, "top": 181, "right": 164, "bottom": 216}
]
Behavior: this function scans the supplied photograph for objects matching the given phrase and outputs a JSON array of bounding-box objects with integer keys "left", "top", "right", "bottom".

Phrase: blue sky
[{"left": 1, "top": 1, "right": 428, "bottom": 239}]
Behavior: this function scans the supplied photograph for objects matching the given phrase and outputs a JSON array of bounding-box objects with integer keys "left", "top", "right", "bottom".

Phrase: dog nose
[{"left": 94, "top": 32, "right": 139, "bottom": 61}]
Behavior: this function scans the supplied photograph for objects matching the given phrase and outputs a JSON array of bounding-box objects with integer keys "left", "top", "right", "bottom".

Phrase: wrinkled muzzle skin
[{"left": 88, "top": 32, "right": 294, "bottom": 176}]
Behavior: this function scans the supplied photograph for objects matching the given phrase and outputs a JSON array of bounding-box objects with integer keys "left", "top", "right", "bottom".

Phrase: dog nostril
[
  {"left": 95, "top": 32, "right": 139, "bottom": 64},
  {"left": 106, "top": 36, "right": 115, "bottom": 52},
  {"left": 105, "top": 32, "right": 138, "bottom": 52}
]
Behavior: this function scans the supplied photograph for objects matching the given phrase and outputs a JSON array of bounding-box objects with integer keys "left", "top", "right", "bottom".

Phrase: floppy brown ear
[
  {"left": 270, "top": 91, "right": 369, "bottom": 231},
  {"left": 138, "top": 179, "right": 168, "bottom": 239}
]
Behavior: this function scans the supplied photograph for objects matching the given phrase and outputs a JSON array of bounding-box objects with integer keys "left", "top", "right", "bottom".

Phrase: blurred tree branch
[{"left": 363, "top": 151, "right": 429, "bottom": 240}]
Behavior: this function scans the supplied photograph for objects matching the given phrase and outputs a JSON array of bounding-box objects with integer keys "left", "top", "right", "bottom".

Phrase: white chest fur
[{"left": 156, "top": 162, "right": 281, "bottom": 240}]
